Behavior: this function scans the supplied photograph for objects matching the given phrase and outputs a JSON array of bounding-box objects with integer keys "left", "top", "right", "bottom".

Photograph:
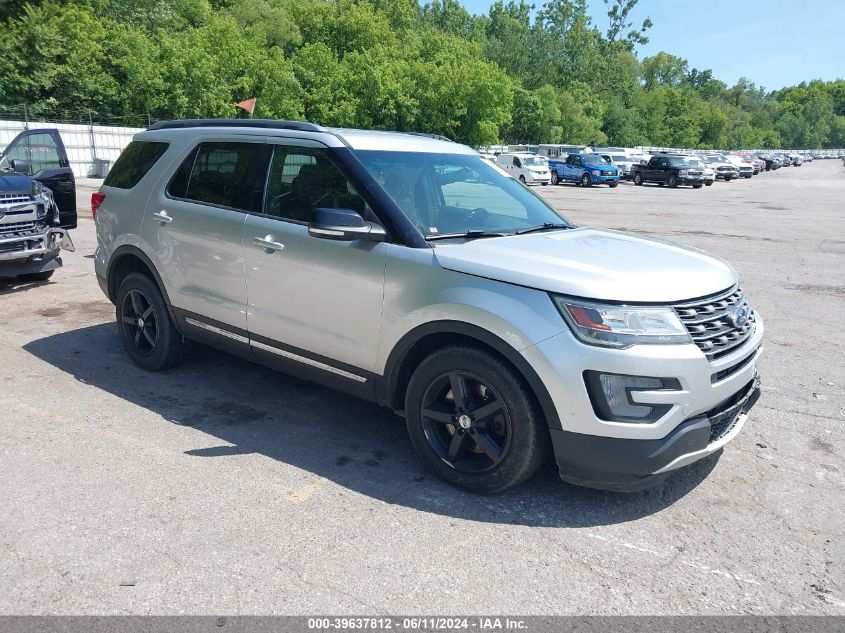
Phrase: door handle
[
  {"left": 152, "top": 210, "right": 172, "bottom": 224},
  {"left": 253, "top": 235, "right": 285, "bottom": 251}
]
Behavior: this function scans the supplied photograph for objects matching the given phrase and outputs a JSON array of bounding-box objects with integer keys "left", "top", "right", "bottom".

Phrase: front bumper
[
  {"left": 521, "top": 313, "right": 764, "bottom": 490},
  {"left": 550, "top": 378, "right": 760, "bottom": 491},
  {"left": 590, "top": 173, "right": 620, "bottom": 184},
  {"left": 0, "top": 226, "right": 74, "bottom": 276},
  {"left": 678, "top": 176, "right": 704, "bottom": 185}
]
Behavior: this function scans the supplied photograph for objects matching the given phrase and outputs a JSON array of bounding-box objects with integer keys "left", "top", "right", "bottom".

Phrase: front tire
[
  {"left": 405, "top": 346, "right": 548, "bottom": 494},
  {"left": 519, "top": 175, "right": 526, "bottom": 185},
  {"left": 693, "top": 184, "right": 703, "bottom": 189},
  {"left": 580, "top": 173, "right": 592, "bottom": 187},
  {"left": 116, "top": 273, "right": 185, "bottom": 372},
  {"left": 608, "top": 181, "right": 619, "bottom": 188},
  {"left": 705, "top": 180, "right": 713, "bottom": 186},
  {"left": 668, "top": 174, "right": 678, "bottom": 188},
  {"left": 633, "top": 173, "right": 643, "bottom": 186}
]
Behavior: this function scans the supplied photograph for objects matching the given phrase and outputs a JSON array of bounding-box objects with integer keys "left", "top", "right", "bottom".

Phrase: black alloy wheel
[
  {"left": 419, "top": 371, "right": 512, "bottom": 473},
  {"left": 405, "top": 346, "right": 548, "bottom": 493},
  {"left": 115, "top": 273, "right": 186, "bottom": 371},
  {"left": 121, "top": 288, "right": 158, "bottom": 357}
]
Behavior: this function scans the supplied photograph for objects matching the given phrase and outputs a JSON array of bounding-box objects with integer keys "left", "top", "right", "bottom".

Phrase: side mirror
[
  {"left": 10, "top": 159, "right": 30, "bottom": 174},
  {"left": 308, "top": 207, "right": 387, "bottom": 243}
]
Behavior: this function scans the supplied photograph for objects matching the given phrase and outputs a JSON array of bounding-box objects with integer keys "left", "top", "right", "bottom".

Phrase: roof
[{"left": 145, "top": 119, "right": 475, "bottom": 155}]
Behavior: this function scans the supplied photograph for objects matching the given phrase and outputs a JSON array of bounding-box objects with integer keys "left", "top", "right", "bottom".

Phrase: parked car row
[{"left": 480, "top": 144, "right": 831, "bottom": 192}]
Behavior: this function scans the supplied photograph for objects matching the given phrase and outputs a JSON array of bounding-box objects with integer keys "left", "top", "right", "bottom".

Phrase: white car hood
[{"left": 434, "top": 227, "right": 737, "bottom": 303}]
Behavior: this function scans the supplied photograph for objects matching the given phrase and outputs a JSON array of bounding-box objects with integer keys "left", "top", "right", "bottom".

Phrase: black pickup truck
[
  {"left": 0, "top": 128, "right": 76, "bottom": 281},
  {"left": 630, "top": 155, "right": 705, "bottom": 189}
]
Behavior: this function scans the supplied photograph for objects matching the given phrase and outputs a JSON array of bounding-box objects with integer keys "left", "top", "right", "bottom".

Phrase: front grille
[
  {"left": 0, "top": 193, "right": 32, "bottom": 205},
  {"left": 674, "top": 286, "right": 756, "bottom": 361},
  {"left": 0, "top": 220, "right": 37, "bottom": 232},
  {"left": 706, "top": 378, "right": 758, "bottom": 443},
  {"left": 688, "top": 170, "right": 703, "bottom": 176},
  {"left": 0, "top": 241, "right": 26, "bottom": 254}
]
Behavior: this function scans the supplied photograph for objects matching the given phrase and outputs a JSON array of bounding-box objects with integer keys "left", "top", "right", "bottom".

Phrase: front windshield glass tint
[
  {"left": 354, "top": 150, "right": 571, "bottom": 237},
  {"left": 520, "top": 156, "right": 545, "bottom": 166},
  {"left": 667, "top": 157, "right": 694, "bottom": 166},
  {"left": 612, "top": 155, "right": 627, "bottom": 162}
]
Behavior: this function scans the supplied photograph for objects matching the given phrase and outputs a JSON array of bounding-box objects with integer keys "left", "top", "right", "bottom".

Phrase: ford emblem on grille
[{"left": 727, "top": 305, "right": 750, "bottom": 328}]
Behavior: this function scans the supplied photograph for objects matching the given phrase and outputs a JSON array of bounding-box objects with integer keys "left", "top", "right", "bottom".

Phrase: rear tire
[
  {"left": 705, "top": 180, "right": 713, "bottom": 186},
  {"left": 17, "top": 270, "right": 54, "bottom": 282},
  {"left": 693, "top": 184, "right": 703, "bottom": 189},
  {"left": 550, "top": 171, "right": 559, "bottom": 185},
  {"left": 519, "top": 175, "right": 526, "bottom": 185},
  {"left": 115, "top": 273, "right": 185, "bottom": 372},
  {"left": 405, "top": 346, "right": 548, "bottom": 494}
]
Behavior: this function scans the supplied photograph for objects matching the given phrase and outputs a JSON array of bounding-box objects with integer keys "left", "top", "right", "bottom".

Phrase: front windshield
[
  {"left": 520, "top": 156, "right": 545, "bottom": 166},
  {"left": 581, "top": 154, "right": 608, "bottom": 163},
  {"left": 667, "top": 156, "right": 695, "bottom": 167},
  {"left": 354, "top": 150, "right": 571, "bottom": 238}
]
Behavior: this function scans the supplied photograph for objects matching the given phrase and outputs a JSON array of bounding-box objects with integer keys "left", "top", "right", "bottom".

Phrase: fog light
[
  {"left": 599, "top": 374, "right": 662, "bottom": 419},
  {"left": 584, "top": 371, "right": 680, "bottom": 423}
]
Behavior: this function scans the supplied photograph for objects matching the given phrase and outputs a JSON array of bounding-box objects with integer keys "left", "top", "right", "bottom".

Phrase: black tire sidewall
[
  {"left": 115, "top": 273, "right": 183, "bottom": 371},
  {"left": 405, "top": 347, "right": 547, "bottom": 494}
]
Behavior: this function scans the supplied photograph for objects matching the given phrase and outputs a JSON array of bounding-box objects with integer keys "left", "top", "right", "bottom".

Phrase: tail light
[{"left": 91, "top": 192, "right": 106, "bottom": 219}]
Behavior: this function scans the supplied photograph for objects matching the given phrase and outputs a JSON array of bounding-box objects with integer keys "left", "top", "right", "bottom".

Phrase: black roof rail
[{"left": 147, "top": 118, "right": 325, "bottom": 132}]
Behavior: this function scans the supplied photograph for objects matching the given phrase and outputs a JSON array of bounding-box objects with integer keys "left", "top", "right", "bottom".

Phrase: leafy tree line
[{"left": 1, "top": 0, "right": 843, "bottom": 148}]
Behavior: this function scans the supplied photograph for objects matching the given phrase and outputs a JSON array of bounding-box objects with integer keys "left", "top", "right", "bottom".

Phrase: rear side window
[
  {"left": 167, "top": 142, "right": 270, "bottom": 212},
  {"left": 104, "top": 141, "right": 169, "bottom": 189}
]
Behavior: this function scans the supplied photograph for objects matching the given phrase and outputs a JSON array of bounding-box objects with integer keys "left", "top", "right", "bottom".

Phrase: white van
[{"left": 496, "top": 152, "right": 551, "bottom": 185}]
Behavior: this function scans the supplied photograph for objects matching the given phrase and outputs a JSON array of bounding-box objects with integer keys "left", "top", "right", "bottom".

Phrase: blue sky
[{"left": 457, "top": 0, "right": 845, "bottom": 91}]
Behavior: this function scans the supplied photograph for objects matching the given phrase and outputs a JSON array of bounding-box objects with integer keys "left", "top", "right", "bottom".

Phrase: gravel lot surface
[{"left": 1, "top": 162, "right": 843, "bottom": 615}]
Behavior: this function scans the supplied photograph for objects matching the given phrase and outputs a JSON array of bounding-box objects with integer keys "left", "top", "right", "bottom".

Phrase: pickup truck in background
[
  {"left": 630, "top": 154, "right": 705, "bottom": 189},
  {"left": 0, "top": 128, "right": 76, "bottom": 281},
  {"left": 548, "top": 153, "right": 621, "bottom": 188}
]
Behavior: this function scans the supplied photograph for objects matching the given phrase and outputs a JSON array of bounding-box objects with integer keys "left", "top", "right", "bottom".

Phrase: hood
[
  {"left": 433, "top": 227, "right": 737, "bottom": 303},
  {"left": 0, "top": 174, "right": 33, "bottom": 195}
]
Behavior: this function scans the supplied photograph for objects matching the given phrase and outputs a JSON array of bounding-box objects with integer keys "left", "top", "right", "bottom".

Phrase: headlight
[
  {"left": 591, "top": 170, "right": 600, "bottom": 176},
  {"left": 678, "top": 169, "right": 688, "bottom": 175},
  {"left": 552, "top": 296, "right": 692, "bottom": 348}
]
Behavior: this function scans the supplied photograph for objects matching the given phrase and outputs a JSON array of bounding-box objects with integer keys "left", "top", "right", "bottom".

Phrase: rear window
[
  {"left": 166, "top": 141, "right": 270, "bottom": 212},
  {"left": 104, "top": 141, "right": 169, "bottom": 189}
]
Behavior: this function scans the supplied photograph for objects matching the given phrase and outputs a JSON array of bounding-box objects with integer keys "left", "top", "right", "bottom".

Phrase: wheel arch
[
  {"left": 106, "top": 245, "right": 181, "bottom": 332},
  {"left": 377, "top": 320, "right": 562, "bottom": 430}
]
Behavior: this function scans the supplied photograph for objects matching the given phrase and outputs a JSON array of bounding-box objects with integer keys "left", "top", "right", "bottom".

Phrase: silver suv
[{"left": 94, "top": 120, "right": 764, "bottom": 493}]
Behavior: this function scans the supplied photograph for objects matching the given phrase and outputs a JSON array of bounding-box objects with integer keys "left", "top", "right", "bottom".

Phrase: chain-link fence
[{"left": 0, "top": 106, "right": 153, "bottom": 178}]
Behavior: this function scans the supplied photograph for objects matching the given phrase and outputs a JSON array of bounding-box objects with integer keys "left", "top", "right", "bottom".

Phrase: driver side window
[{"left": 264, "top": 146, "right": 366, "bottom": 224}]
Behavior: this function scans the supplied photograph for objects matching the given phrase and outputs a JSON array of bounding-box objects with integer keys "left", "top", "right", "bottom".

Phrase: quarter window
[
  {"left": 167, "top": 142, "right": 270, "bottom": 212},
  {"left": 263, "top": 146, "right": 365, "bottom": 224},
  {"left": 104, "top": 141, "right": 169, "bottom": 189}
]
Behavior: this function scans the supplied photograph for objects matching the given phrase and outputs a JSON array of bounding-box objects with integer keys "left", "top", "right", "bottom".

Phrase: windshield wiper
[
  {"left": 425, "top": 230, "right": 510, "bottom": 241},
  {"left": 515, "top": 223, "right": 571, "bottom": 235}
]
